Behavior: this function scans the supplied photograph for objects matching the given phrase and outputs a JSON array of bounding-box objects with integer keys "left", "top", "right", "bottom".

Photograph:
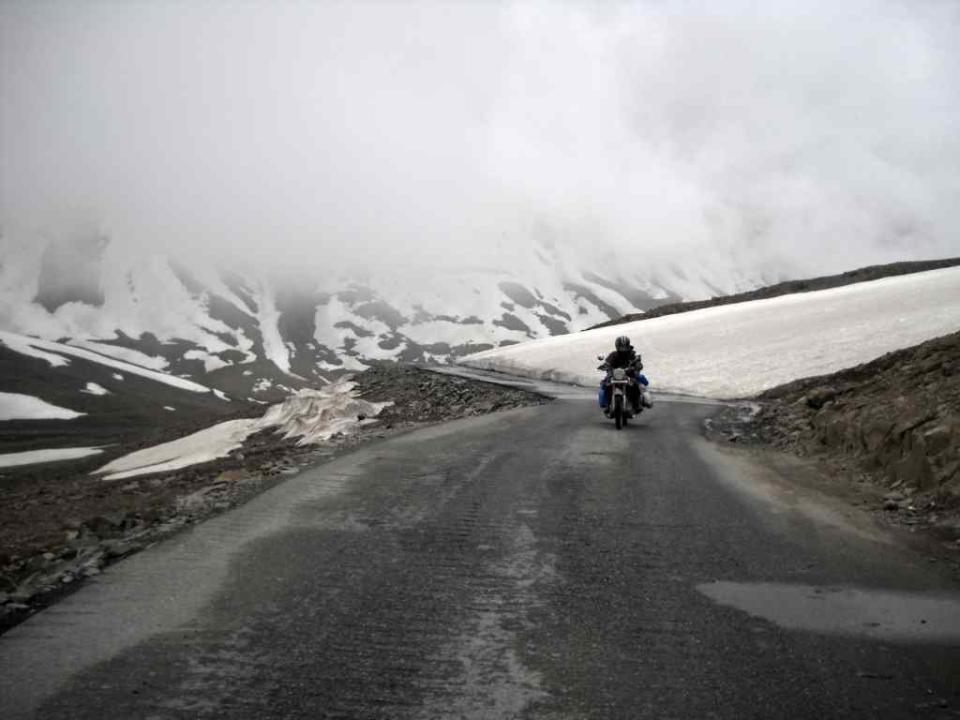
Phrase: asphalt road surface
[{"left": 1, "top": 388, "right": 958, "bottom": 719}]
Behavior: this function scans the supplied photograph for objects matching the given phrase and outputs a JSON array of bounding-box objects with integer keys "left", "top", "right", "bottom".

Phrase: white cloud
[{"left": 1, "top": 0, "right": 958, "bottom": 280}]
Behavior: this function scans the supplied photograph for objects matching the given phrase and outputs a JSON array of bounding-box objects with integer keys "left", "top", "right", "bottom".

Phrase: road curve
[{"left": 1, "top": 395, "right": 958, "bottom": 718}]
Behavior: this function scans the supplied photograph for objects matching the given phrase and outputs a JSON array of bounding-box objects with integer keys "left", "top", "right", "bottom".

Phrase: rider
[{"left": 598, "top": 335, "right": 652, "bottom": 413}]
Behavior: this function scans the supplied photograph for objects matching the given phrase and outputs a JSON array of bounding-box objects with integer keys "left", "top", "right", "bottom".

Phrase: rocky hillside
[{"left": 750, "top": 331, "right": 960, "bottom": 539}]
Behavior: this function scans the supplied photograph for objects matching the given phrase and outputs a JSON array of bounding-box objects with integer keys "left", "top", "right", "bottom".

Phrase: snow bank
[
  {"left": 0, "top": 392, "right": 85, "bottom": 421},
  {"left": 0, "top": 447, "right": 104, "bottom": 468},
  {"left": 261, "top": 382, "right": 391, "bottom": 445},
  {"left": 94, "top": 380, "right": 389, "bottom": 480},
  {"left": 462, "top": 267, "right": 960, "bottom": 399}
]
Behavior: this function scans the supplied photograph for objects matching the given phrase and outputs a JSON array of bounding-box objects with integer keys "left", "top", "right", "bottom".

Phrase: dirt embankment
[
  {"left": 590, "top": 257, "right": 960, "bottom": 330},
  {"left": 0, "top": 365, "right": 545, "bottom": 634},
  {"left": 721, "top": 332, "right": 960, "bottom": 543}
]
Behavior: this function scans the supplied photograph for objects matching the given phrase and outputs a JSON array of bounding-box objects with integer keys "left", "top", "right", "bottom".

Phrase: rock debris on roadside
[{"left": 711, "top": 331, "right": 960, "bottom": 546}]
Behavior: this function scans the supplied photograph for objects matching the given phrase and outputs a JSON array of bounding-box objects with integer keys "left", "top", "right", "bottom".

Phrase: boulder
[{"left": 805, "top": 386, "right": 838, "bottom": 410}]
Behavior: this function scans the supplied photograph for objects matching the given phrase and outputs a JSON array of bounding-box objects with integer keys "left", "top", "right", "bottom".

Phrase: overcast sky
[{"left": 1, "top": 0, "right": 958, "bottom": 278}]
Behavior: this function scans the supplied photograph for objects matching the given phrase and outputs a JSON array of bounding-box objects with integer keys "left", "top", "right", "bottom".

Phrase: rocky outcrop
[{"left": 751, "top": 332, "right": 960, "bottom": 534}]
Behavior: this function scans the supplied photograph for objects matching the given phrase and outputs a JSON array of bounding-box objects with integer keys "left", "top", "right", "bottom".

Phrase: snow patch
[
  {"left": 256, "top": 280, "right": 291, "bottom": 374},
  {"left": 94, "top": 380, "right": 389, "bottom": 480},
  {"left": 463, "top": 267, "right": 960, "bottom": 399},
  {"left": 253, "top": 378, "right": 274, "bottom": 393},
  {"left": 94, "top": 418, "right": 261, "bottom": 481},
  {"left": 81, "top": 382, "right": 110, "bottom": 396},
  {"left": 0, "top": 392, "right": 85, "bottom": 420},
  {"left": 0, "top": 447, "right": 104, "bottom": 468},
  {"left": 183, "top": 349, "right": 230, "bottom": 373}
]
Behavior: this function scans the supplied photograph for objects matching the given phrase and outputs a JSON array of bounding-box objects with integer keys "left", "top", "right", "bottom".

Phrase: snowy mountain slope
[
  {"left": 0, "top": 231, "right": 762, "bottom": 401},
  {"left": 0, "top": 336, "right": 253, "bottom": 456},
  {"left": 460, "top": 267, "right": 960, "bottom": 399}
]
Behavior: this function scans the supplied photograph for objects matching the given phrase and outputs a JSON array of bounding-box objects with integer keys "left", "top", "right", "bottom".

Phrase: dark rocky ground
[
  {"left": 590, "top": 257, "right": 960, "bottom": 329},
  {"left": 0, "top": 364, "right": 546, "bottom": 635},
  {"left": 356, "top": 362, "right": 548, "bottom": 424},
  {"left": 709, "top": 331, "right": 960, "bottom": 549}
]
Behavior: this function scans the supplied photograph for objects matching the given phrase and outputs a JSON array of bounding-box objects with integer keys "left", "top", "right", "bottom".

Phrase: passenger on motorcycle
[{"left": 598, "top": 336, "right": 652, "bottom": 413}]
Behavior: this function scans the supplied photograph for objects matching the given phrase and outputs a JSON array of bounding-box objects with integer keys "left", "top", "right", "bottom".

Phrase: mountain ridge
[{"left": 1, "top": 233, "right": 746, "bottom": 401}]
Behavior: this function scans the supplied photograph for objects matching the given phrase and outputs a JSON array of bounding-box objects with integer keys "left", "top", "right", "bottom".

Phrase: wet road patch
[{"left": 698, "top": 581, "right": 960, "bottom": 643}]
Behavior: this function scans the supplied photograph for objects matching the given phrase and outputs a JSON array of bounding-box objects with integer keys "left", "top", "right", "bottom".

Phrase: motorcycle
[{"left": 597, "top": 357, "right": 642, "bottom": 430}]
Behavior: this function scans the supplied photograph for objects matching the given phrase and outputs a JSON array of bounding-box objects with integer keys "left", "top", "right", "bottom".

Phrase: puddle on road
[{"left": 698, "top": 581, "right": 960, "bottom": 643}]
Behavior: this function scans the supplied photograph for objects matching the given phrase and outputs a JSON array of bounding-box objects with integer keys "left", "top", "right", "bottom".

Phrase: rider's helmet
[{"left": 615, "top": 335, "right": 631, "bottom": 351}]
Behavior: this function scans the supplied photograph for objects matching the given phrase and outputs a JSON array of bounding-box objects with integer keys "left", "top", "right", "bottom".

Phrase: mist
[{"left": 2, "top": 0, "right": 959, "bottom": 281}]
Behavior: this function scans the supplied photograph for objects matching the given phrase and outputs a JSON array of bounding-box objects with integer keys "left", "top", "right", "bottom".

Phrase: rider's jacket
[{"left": 603, "top": 348, "right": 642, "bottom": 371}]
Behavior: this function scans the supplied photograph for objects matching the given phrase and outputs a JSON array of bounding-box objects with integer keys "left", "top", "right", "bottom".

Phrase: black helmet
[{"left": 615, "top": 335, "right": 631, "bottom": 351}]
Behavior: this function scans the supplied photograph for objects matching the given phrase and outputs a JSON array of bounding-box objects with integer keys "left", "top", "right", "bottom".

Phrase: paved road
[{"left": 1, "top": 394, "right": 958, "bottom": 718}]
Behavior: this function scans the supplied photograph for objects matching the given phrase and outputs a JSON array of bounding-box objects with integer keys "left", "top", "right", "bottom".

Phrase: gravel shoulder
[
  {"left": 0, "top": 364, "right": 546, "bottom": 635},
  {"left": 707, "top": 331, "right": 960, "bottom": 558}
]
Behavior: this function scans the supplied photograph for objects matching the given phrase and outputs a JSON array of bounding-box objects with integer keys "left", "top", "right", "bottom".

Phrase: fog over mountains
[
  {"left": 0, "top": 229, "right": 751, "bottom": 400},
  {"left": 2, "top": 0, "right": 959, "bottom": 396}
]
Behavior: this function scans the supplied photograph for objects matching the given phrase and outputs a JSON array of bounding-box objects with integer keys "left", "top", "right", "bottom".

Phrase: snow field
[
  {"left": 0, "top": 244, "right": 256, "bottom": 367},
  {"left": 462, "top": 267, "right": 960, "bottom": 399}
]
